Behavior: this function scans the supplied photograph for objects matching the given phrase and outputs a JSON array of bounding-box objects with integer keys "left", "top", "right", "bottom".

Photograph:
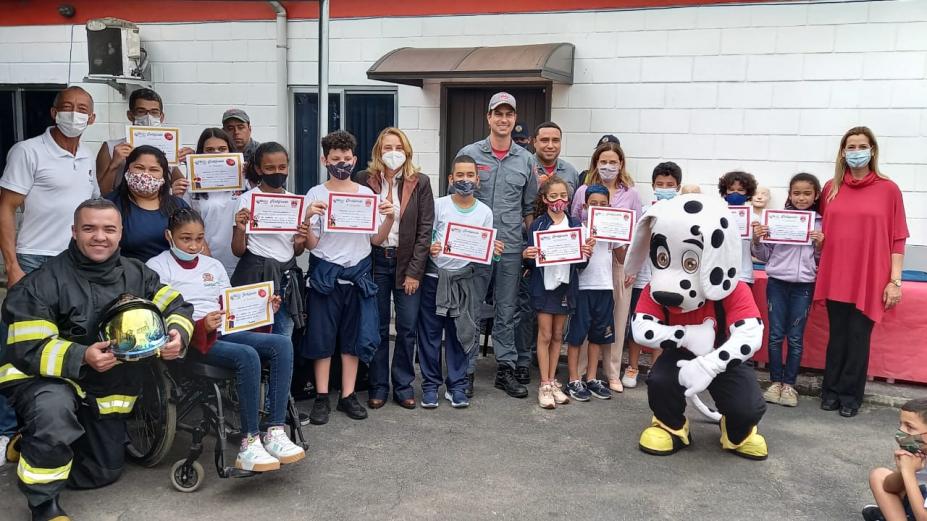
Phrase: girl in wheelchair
[{"left": 147, "top": 208, "right": 306, "bottom": 472}]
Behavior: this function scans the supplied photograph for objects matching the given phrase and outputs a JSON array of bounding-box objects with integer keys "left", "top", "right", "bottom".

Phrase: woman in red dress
[{"left": 815, "top": 126, "right": 909, "bottom": 418}]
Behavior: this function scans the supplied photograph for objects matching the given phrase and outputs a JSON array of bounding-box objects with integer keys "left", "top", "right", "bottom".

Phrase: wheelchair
[{"left": 126, "top": 356, "right": 309, "bottom": 492}]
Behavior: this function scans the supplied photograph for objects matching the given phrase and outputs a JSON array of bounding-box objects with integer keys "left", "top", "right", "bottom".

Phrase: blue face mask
[
  {"left": 168, "top": 233, "right": 200, "bottom": 262},
  {"left": 453, "top": 179, "right": 476, "bottom": 196},
  {"left": 654, "top": 188, "right": 678, "bottom": 201},
  {"left": 845, "top": 149, "right": 871, "bottom": 169},
  {"left": 724, "top": 193, "right": 748, "bottom": 205}
]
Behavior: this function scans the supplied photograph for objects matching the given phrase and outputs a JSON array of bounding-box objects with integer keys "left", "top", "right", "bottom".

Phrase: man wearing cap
[
  {"left": 455, "top": 92, "right": 538, "bottom": 399},
  {"left": 512, "top": 121, "right": 532, "bottom": 152},
  {"left": 222, "top": 109, "right": 260, "bottom": 166}
]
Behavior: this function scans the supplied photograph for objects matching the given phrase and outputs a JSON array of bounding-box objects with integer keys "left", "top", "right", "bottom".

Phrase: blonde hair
[
  {"left": 584, "top": 142, "right": 634, "bottom": 188},
  {"left": 828, "top": 126, "right": 887, "bottom": 203},
  {"left": 366, "top": 127, "right": 421, "bottom": 181}
]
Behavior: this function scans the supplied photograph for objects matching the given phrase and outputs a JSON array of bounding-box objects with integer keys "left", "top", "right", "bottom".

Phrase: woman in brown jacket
[{"left": 355, "top": 127, "right": 435, "bottom": 409}]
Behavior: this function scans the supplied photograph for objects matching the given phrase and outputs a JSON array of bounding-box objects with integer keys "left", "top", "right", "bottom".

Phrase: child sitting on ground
[{"left": 865, "top": 398, "right": 927, "bottom": 521}]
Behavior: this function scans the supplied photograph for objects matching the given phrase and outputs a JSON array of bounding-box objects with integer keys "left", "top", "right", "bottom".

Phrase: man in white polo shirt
[{"left": 0, "top": 86, "right": 100, "bottom": 287}]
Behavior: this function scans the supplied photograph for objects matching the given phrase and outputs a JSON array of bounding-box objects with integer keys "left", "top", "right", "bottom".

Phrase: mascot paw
[
  {"left": 681, "top": 318, "right": 716, "bottom": 356},
  {"left": 720, "top": 420, "right": 768, "bottom": 461},
  {"left": 639, "top": 417, "right": 691, "bottom": 456}
]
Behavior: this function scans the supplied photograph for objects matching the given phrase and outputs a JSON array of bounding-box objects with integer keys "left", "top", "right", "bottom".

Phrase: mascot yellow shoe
[
  {"left": 720, "top": 417, "right": 768, "bottom": 460},
  {"left": 6, "top": 432, "right": 20, "bottom": 463},
  {"left": 639, "top": 416, "right": 691, "bottom": 456}
]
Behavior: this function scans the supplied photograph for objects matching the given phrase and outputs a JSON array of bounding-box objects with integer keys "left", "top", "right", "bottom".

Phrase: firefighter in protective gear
[{"left": 0, "top": 198, "right": 193, "bottom": 521}]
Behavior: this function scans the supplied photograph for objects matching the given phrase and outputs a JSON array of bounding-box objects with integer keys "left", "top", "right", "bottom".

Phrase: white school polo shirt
[
  {"left": 0, "top": 127, "right": 99, "bottom": 256},
  {"left": 237, "top": 186, "right": 298, "bottom": 263},
  {"left": 305, "top": 183, "right": 380, "bottom": 269}
]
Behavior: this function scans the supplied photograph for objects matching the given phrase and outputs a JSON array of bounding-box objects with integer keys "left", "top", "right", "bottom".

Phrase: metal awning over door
[{"left": 366, "top": 43, "right": 575, "bottom": 87}]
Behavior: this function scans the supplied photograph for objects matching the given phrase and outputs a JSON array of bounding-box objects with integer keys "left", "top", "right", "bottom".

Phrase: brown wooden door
[{"left": 441, "top": 84, "right": 550, "bottom": 194}]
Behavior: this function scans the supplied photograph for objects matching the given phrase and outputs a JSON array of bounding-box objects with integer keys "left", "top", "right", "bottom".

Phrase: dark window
[
  {"left": 0, "top": 86, "right": 60, "bottom": 177},
  {"left": 293, "top": 92, "right": 340, "bottom": 195}
]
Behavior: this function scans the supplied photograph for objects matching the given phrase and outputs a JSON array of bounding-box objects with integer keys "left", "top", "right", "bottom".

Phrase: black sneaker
[
  {"left": 514, "top": 366, "right": 531, "bottom": 385},
  {"left": 30, "top": 497, "right": 68, "bottom": 521},
  {"left": 494, "top": 365, "right": 528, "bottom": 398},
  {"left": 336, "top": 393, "right": 368, "bottom": 420},
  {"left": 309, "top": 394, "right": 331, "bottom": 425},
  {"left": 298, "top": 411, "right": 312, "bottom": 426},
  {"left": 861, "top": 505, "right": 885, "bottom": 521},
  {"left": 465, "top": 373, "right": 475, "bottom": 398}
]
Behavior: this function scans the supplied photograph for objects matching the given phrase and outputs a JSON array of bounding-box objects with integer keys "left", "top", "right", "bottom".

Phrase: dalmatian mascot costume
[{"left": 624, "top": 194, "right": 768, "bottom": 460}]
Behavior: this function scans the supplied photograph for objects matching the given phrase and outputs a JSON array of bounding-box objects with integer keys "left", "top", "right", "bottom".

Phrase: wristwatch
[{"left": 891, "top": 279, "right": 902, "bottom": 288}]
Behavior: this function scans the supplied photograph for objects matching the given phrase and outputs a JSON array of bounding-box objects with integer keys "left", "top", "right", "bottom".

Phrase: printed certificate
[
  {"left": 442, "top": 222, "right": 496, "bottom": 265},
  {"left": 246, "top": 192, "right": 305, "bottom": 234},
  {"left": 761, "top": 209, "right": 814, "bottom": 245},
  {"left": 187, "top": 153, "right": 245, "bottom": 192},
  {"left": 588, "top": 207, "right": 636, "bottom": 244},
  {"left": 127, "top": 126, "right": 180, "bottom": 165},
  {"left": 534, "top": 227, "right": 585, "bottom": 266},
  {"left": 221, "top": 281, "right": 274, "bottom": 334},
  {"left": 323, "top": 192, "right": 378, "bottom": 234},
  {"left": 727, "top": 205, "right": 752, "bottom": 239}
]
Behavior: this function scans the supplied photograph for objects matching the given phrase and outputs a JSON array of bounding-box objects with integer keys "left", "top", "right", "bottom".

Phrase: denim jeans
[
  {"left": 368, "top": 248, "right": 420, "bottom": 401},
  {"left": 765, "top": 277, "right": 814, "bottom": 385},
  {"left": 417, "top": 276, "right": 469, "bottom": 394},
  {"left": 272, "top": 308, "right": 294, "bottom": 338},
  {"left": 16, "top": 253, "right": 51, "bottom": 274},
  {"left": 204, "top": 331, "right": 293, "bottom": 436}
]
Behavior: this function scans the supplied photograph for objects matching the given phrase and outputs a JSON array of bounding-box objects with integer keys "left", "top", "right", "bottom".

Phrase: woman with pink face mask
[
  {"left": 569, "top": 142, "right": 643, "bottom": 394},
  {"left": 105, "top": 145, "right": 190, "bottom": 262}
]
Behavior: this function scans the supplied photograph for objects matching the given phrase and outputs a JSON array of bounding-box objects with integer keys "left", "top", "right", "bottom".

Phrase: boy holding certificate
[
  {"left": 420, "top": 155, "right": 503, "bottom": 408},
  {"left": 301, "top": 131, "right": 395, "bottom": 425}
]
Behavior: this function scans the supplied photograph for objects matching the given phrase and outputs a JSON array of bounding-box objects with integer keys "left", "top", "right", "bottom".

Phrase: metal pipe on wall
[
  {"left": 269, "top": 1, "right": 288, "bottom": 148},
  {"left": 318, "top": 0, "right": 330, "bottom": 141}
]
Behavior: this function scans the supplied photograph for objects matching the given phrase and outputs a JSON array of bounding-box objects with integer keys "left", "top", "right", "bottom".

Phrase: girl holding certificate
[
  {"left": 570, "top": 141, "right": 643, "bottom": 394},
  {"left": 524, "top": 176, "right": 593, "bottom": 409},
  {"left": 815, "top": 127, "right": 909, "bottom": 418},
  {"left": 752, "top": 173, "right": 824, "bottom": 408},
  {"left": 147, "top": 209, "right": 305, "bottom": 472},
  {"left": 232, "top": 142, "right": 309, "bottom": 338}
]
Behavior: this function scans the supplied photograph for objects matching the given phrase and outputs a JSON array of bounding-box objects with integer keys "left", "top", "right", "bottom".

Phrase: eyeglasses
[{"left": 132, "top": 108, "right": 163, "bottom": 118}]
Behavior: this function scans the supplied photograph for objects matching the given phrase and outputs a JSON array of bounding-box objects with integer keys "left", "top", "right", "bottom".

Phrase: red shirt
[
  {"left": 815, "top": 171, "right": 909, "bottom": 323},
  {"left": 491, "top": 147, "right": 508, "bottom": 161},
  {"left": 636, "top": 282, "right": 760, "bottom": 333}
]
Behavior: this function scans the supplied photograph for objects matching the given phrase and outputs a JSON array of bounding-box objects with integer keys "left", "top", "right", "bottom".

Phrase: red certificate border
[
  {"left": 246, "top": 192, "right": 305, "bottom": 233},
  {"left": 534, "top": 227, "right": 585, "bottom": 266},
  {"left": 442, "top": 222, "right": 496, "bottom": 264},
  {"left": 187, "top": 152, "right": 245, "bottom": 192},
  {"left": 324, "top": 192, "right": 379, "bottom": 233},
  {"left": 761, "top": 209, "right": 814, "bottom": 245},
  {"left": 588, "top": 207, "right": 636, "bottom": 243},
  {"left": 728, "top": 205, "right": 752, "bottom": 239},
  {"left": 222, "top": 281, "right": 274, "bottom": 334}
]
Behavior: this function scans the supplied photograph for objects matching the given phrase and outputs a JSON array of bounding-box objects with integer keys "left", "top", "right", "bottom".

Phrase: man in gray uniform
[{"left": 456, "top": 92, "right": 538, "bottom": 398}]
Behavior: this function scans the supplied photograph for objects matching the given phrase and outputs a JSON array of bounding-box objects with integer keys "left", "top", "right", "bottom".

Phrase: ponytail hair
[{"left": 167, "top": 207, "right": 205, "bottom": 232}]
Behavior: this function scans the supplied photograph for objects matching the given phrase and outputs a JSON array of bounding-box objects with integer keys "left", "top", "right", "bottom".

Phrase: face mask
[
  {"left": 547, "top": 199, "right": 569, "bottom": 213},
  {"left": 598, "top": 164, "right": 619, "bottom": 182},
  {"left": 381, "top": 150, "right": 406, "bottom": 172},
  {"left": 261, "top": 173, "right": 287, "bottom": 189},
  {"left": 845, "top": 149, "right": 871, "bottom": 169},
  {"left": 895, "top": 429, "right": 927, "bottom": 454},
  {"left": 133, "top": 114, "right": 161, "bottom": 127},
  {"left": 326, "top": 161, "right": 354, "bottom": 181},
  {"left": 55, "top": 111, "right": 89, "bottom": 138},
  {"left": 453, "top": 179, "right": 476, "bottom": 196},
  {"left": 724, "top": 193, "right": 748, "bottom": 205},
  {"left": 168, "top": 233, "right": 200, "bottom": 262},
  {"left": 125, "top": 171, "right": 164, "bottom": 197},
  {"left": 654, "top": 188, "right": 678, "bottom": 201}
]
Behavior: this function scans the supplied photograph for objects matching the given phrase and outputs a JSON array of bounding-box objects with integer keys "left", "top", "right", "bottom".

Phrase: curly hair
[
  {"left": 717, "top": 170, "right": 758, "bottom": 199},
  {"left": 321, "top": 130, "right": 357, "bottom": 157},
  {"left": 533, "top": 175, "right": 570, "bottom": 218}
]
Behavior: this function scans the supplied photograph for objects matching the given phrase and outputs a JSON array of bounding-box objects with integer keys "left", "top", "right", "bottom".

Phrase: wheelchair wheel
[
  {"left": 170, "top": 459, "right": 204, "bottom": 493},
  {"left": 126, "top": 360, "right": 177, "bottom": 467}
]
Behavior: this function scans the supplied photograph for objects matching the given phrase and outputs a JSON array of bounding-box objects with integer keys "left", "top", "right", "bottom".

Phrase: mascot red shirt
[{"left": 624, "top": 194, "right": 768, "bottom": 461}]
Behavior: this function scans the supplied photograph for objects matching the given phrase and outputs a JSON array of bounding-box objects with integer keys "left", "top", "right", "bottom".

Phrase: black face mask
[{"left": 261, "top": 173, "right": 287, "bottom": 189}]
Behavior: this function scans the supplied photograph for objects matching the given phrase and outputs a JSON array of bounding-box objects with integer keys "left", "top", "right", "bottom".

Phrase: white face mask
[
  {"left": 55, "top": 111, "right": 89, "bottom": 138},
  {"left": 133, "top": 114, "right": 161, "bottom": 127},
  {"left": 381, "top": 150, "right": 406, "bottom": 172}
]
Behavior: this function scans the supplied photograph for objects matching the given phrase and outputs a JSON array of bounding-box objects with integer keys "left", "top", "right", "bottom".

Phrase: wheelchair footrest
[{"left": 221, "top": 467, "right": 257, "bottom": 479}]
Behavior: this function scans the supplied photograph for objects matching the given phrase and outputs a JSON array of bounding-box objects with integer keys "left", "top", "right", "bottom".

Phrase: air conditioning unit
[{"left": 85, "top": 18, "right": 149, "bottom": 83}]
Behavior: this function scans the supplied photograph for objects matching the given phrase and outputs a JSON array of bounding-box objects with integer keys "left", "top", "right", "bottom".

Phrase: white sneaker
[
  {"left": 262, "top": 426, "right": 306, "bottom": 465},
  {"left": 235, "top": 434, "right": 280, "bottom": 472},
  {"left": 0, "top": 436, "right": 8, "bottom": 467},
  {"left": 538, "top": 384, "right": 556, "bottom": 409},
  {"left": 621, "top": 367, "right": 639, "bottom": 389}
]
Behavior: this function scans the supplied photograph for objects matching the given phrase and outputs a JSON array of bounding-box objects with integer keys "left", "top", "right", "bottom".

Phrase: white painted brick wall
[{"left": 0, "top": 0, "right": 925, "bottom": 246}]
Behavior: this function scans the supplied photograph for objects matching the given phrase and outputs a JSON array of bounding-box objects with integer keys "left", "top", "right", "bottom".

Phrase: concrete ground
[{"left": 0, "top": 358, "right": 903, "bottom": 521}]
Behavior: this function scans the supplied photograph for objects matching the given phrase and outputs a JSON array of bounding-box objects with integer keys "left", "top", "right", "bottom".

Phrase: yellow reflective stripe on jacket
[
  {"left": 7, "top": 320, "right": 58, "bottom": 344},
  {"left": 0, "top": 363, "right": 31, "bottom": 385},
  {"left": 152, "top": 285, "right": 180, "bottom": 312},
  {"left": 39, "top": 338, "right": 72, "bottom": 378},
  {"left": 165, "top": 314, "right": 193, "bottom": 337},
  {"left": 17, "top": 456, "right": 72, "bottom": 484},
  {"left": 63, "top": 378, "right": 86, "bottom": 398},
  {"left": 96, "top": 394, "right": 137, "bottom": 415}
]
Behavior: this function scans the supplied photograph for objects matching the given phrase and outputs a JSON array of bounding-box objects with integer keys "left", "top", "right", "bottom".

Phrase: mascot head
[{"left": 625, "top": 194, "right": 742, "bottom": 313}]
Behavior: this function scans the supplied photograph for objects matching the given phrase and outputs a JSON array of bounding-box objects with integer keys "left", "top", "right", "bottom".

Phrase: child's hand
[
  {"left": 270, "top": 295, "right": 282, "bottom": 314},
  {"left": 493, "top": 240, "right": 505, "bottom": 257},
  {"left": 624, "top": 274, "right": 636, "bottom": 288},
  {"left": 307, "top": 200, "right": 327, "bottom": 217},
  {"left": 203, "top": 310, "right": 224, "bottom": 333},
  {"left": 234, "top": 209, "right": 251, "bottom": 230},
  {"left": 378, "top": 199, "right": 395, "bottom": 218},
  {"left": 430, "top": 241, "right": 442, "bottom": 257},
  {"left": 523, "top": 246, "right": 538, "bottom": 260},
  {"left": 810, "top": 230, "right": 824, "bottom": 248},
  {"left": 582, "top": 237, "right": 595, "bottom": 258},
  {"left": 752, "top": 223, "right": 768, "bottom": 242},
  {"left": 896, "top": 450, "right": 926, "bottom": 474}
]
